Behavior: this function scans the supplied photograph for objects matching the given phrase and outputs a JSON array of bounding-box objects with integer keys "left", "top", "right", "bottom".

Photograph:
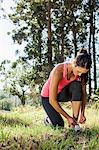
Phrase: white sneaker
[
  {"left": 74, "top": 124, "right": 81, "bottom": 132},
  {"left": 44, "top": 116, "right": 52, "bottom": 126}
]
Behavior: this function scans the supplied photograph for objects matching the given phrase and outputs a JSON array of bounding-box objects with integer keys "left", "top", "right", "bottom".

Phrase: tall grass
[{"left": 0, "top": 104, "right": 99, "bottom": 150}]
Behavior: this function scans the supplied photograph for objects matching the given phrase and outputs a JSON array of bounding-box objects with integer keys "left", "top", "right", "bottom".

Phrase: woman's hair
[
  {"left": 76, "top": 48, "right": 92, "bottom": 69},
  {"left": 76, "top": 48, "right": 92, "bottom": 84}
]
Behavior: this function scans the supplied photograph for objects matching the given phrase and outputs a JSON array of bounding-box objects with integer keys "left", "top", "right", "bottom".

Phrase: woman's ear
[
  {"left": 72, "top": 59, "right": 77, "bottom": 66},
  {"left": 72, "top": 60, "right": 77, "bottom": 68},
  {"left": 77, "top": 51, "right": 80, "bottom": 56}
]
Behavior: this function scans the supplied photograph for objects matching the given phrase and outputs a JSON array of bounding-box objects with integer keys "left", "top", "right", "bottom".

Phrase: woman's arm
[{"left": 49, "top": 64, "right": 76, "bottom": 125}]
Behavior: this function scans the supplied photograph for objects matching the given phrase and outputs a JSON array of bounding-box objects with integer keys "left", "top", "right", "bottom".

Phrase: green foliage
[
  {"left": 0, "top": 60, "right": 30, "bottom": 105},
  {"left": 0, "top": 94, "right": 7, "bottom": 100},
  {"left": 7, "top": 0, "right": 99, "bottom": 83},
  {"left": 0, "top": 0, "right": 99, "bottom": 102},
  {"left": 0, "top": 58, "right": 48, "bottom": 106},
  {"left": 90, "top": 89, "right": 99, "bottom": 105},
  {"left": 0, "top": 99, "right": 12, "bottom": 111},
  {"left": 8, "top": 0, "right": 90, "bottom": 64},
  {"left": 96, "top": 88, "right": 99, "bottom": 95}
]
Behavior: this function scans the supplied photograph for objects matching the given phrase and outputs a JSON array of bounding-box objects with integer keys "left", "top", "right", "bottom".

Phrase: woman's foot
[
  {"left": 44, "top": 116, "right": 52, "bottom": 126},
  {"left": 74, "top": 124, "right": 81, "bottom": 131},
  {"left": 69, "top": 123, "right": 81, "bottom": 132}
]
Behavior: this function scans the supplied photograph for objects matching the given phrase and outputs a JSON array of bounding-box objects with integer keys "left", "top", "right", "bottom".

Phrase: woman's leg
[
  {"left": 41, "top": 97, "right": 64, "bottom": 127},
  {"left": 69, "top": 81, "right": 82, "bottom": 121},
  {"left": 72, "top": 101, "right": 81, "bottom": 121}
]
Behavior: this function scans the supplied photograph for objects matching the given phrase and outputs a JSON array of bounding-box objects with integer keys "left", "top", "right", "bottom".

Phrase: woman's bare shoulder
[
  {"left": 50, "top": 63, "right": 64, "bottom": 81},
  {"left": 53, "top": 63, "right": 64, "bottom": 73}
]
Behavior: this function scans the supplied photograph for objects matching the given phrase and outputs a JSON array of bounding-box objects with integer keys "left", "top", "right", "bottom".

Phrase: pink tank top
[{"left": 41, "top": 62, "right": 79, "bottom": 97}]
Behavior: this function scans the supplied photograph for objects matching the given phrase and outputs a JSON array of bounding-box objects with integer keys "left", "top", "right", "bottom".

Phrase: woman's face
[{"left": 72, "top": 65, "right": 89, "bottom": 76}]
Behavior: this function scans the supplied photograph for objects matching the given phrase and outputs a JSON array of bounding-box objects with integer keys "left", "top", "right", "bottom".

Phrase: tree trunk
[
  {"left": 92, "top": 11, "right": 97, "bottom": 92},
  {"left": 60, "top": 0, "right": 64, "bottom": 62},
  {"left": 73, "top": 30, "right": 77, "bottom": 57},
  {"left": 88, "top": 24, "right": 92, "bottom": 98},
  {"left": 72, "top": 11, "right": 77, "bottom": 57},
  {"left": 37, "top": 18, "right": 43, "bottom": 64},
  {"left": 38, "top": 29, "right": 42, "bottom": 63},
  {"left": 48, "top": 0, "right": 52, "bottom": 73},
  {"left": 88, "top": 0, "right": 93, "bottom": 98},
  {"left": 21, "top": 91, "right": 25, "bottom": 106},
  {"left": 61, "top": 18, "right": 64, "bottom": 62},
  {"left": 88, "top": 0, "right": 97, "bottom": 95}
]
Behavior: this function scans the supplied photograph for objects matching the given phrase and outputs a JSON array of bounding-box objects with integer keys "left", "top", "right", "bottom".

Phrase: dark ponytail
[
  {"left": 76, "top": 48, "right": 92, "bottom": 84},
  {"left": 76, "top": 48, "right": 92, "bottom": 69}
]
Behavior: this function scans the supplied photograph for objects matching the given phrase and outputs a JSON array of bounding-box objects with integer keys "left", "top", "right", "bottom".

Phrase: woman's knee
[
  {"left": 69, "top": 81, "right": 82, "bottom": 101},
  {"left": 70, "top": 81, "right": 81, "bottom": 87}
]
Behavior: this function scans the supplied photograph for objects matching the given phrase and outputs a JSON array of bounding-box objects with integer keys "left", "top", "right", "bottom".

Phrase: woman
[{"left": 41, "top": 49, "right": 92, "bottom": 129}]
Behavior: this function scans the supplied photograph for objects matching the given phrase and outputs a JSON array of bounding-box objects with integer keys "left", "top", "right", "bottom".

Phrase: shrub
[{"left": 0, "top": 99, "right": 12, "bottom": 111}]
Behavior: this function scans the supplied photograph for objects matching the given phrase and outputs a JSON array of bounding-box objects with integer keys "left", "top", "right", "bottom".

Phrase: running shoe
[{"left": 44, "top": 116, "right": 52, "bottom": 126}]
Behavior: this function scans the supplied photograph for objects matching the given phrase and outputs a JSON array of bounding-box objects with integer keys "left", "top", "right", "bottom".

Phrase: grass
[{"left": 0, "top": 103, "right": 99, "bottom": 150}]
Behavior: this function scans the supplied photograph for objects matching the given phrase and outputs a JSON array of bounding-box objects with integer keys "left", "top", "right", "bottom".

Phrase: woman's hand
[
  {"left": 79, "top": 114, "right": 86, "bottom": 124},
  {"left": 67, "top": 116, "right": 77, "bottom": 127}
]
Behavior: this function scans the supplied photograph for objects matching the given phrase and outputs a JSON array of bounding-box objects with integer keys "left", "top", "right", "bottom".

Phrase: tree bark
[
  {"left": 88, "top": 23, "right": 92, "bottom": 97},
  {"left": 60, "top": 0, "right": 64, "bottom": 62},
  {"left": 61, "top": 13, "right": 64, "bottom": 62},
  {"left": 72, "top": 11, "right": 77, "bottom": 57},
  {"left": 48, "top": 0, "right": 52, "bottom": 73},
  {"left": 38, "top": 29, "right": 42, "bottom": 63},
  {"left": 92, "top": 11, "right": 97, "bottom": 92}
]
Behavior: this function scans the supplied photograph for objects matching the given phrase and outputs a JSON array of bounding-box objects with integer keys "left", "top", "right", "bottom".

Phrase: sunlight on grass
[{"left": 0, "top": 104, "right": 99, "bottom": 149}]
